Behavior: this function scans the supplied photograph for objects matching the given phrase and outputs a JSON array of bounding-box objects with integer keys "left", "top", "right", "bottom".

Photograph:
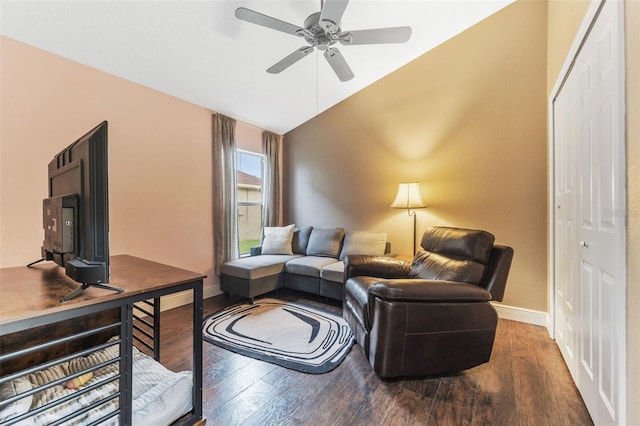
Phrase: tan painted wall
[
  {"left": 0, "top": 36, "right": 213, "bottom": 290},
  {"left": 0, "top": 36, "right": 259, "bottom": 294},
  {"left": 284, "top": 1, "right": 548, "bottom": 311},
  {"left": 235, "top": 122, "right": 262, "bottom": 152},
  {"left": 547, "top": 0, "right": 592, "bottom": 95}
]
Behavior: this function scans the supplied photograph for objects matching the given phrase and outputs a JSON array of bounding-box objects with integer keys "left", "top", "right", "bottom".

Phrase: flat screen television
[{"left": 29, "top": 121, "right": 122, "bottom": 302}]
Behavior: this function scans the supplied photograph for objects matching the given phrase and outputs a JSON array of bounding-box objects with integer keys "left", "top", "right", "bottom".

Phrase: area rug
[{"left": 202, "top": 298, "right": 354, "bottom": 374}]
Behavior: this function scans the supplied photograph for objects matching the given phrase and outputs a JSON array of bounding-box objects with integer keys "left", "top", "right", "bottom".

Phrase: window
[{"left": 236, "top": 150, "right": 263, "bottom": 255}]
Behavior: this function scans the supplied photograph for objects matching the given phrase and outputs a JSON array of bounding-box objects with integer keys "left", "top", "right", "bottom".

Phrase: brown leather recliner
[{"left": 343, "top": 226, "right": 514, "bottom": 379}]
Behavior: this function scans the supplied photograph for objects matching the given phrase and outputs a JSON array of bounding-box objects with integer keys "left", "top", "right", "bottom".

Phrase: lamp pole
[
  {"left": 391, "top": 182, "right": 425, "bottom": 256},
  {"left": 410, "top": 210, "right": 417, "bottom": 254}
]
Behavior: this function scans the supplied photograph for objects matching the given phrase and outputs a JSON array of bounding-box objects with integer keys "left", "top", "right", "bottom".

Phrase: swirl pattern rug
[{"left": 203, "top": 298, "right": 354, "bottom": 374}]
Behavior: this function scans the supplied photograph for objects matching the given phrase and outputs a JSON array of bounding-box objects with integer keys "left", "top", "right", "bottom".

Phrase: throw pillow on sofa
[
  {"left": 292, "top": 226, "right": 313, "bottom": 255},
  {"left": 339, "top": 230, "right": 387, "bottom": 260},
  {"left": 261, "top": 224, "right": 295, "bottom": 255},
  {"left": 306, "top": 227, "right": 345, "bottom": 258}
]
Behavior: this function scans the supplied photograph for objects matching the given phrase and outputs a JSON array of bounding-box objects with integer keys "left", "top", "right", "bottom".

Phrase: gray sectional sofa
[{"left": 220, "top": 225, "right": 389, "bottom": 302}]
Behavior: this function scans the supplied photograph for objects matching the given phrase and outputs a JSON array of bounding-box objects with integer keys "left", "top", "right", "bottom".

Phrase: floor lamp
[{"left": 390, "top": 182, "right": 426, "bottom": 255}]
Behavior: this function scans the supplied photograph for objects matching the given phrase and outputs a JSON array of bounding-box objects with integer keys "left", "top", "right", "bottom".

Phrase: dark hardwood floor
[{"left": 159, "top": 290, "right": 593, "bottom": 426}]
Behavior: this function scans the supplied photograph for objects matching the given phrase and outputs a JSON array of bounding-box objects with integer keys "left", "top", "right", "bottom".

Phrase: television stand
[
  {"left": 61, "top": 282, "right": 124, "bottom": 303},
  {"left": 1, "top": 254, "right": 205, "bottom": 425}
]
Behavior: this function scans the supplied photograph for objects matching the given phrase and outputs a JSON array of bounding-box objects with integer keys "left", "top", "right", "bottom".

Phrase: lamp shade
[{"left": 390, "top": 182, "right": 425, "bottom": 209}]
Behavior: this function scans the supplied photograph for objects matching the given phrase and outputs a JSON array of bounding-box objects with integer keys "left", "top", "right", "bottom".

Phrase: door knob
[{"left": 579, "top": 240, "right": 589, "bottom": 247}]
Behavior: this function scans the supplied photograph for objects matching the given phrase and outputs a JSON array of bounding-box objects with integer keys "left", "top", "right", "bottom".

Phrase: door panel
[
  {"left": 579, "top": 259, "right": 594, "bottom": 379},
  {"left": 553, "top": 1, "right": 625, "bottom": 424},
  {"left": 554, "top": 77, "right": 578, "bottom": 374}
]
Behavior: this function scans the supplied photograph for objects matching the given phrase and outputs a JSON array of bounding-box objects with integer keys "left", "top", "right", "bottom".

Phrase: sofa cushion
[
  {"left": 409, "top": 251, "right": 486, "bottom": 284},
  {"left": 220, "top": 254, "right": 302, "bottom": 280},
  {"left": 292, "top": 226, "right": 313, "bottom": 255},
  {"left": 261, "top": 224, "right": 295, "bottom": 255},
  {"left": 285, "top": 256, "right": 340, "bottom": 278},
  {"left": 320, "top": 261, "right": 344, "bottom": 283},
  {"left": 306, "top": 227, "right": 345, "bottom": 258},
  {"left": 339, "top": 230, "right": 387, "bottom": 260}
]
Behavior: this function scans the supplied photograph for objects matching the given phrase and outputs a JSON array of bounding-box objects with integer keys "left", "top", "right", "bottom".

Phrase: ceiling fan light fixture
[{"left": 316, "top": 35, "right": 332, "bottom": 50}]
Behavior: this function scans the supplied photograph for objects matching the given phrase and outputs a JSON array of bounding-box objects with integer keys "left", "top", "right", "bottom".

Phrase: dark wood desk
[{"left": 0, "top": 255, "right": 205, "bottom": 425}]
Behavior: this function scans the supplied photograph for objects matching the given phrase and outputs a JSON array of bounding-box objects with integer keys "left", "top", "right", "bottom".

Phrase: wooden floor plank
[
  {"left": 159, "top": 291, "right": 592, "bottom": 426},
  {"left": 469, "top": 320, "right": 519, "bottom": 425},
  {"left": 380, "top": 387, "right": 434, "bottom": 425},
  {"left": 208, "top": 378, "right": 277, "bottom": 425},
  {"left": 350, "top": 379, "right": 408, "bottom": 424},
  {"left": 245, "top": 360, "right": 348, "bottom": 425},
  {"left": 401, "top": 376, "right": 441, "bottom": 400},
  {"left": 302, "top": 348, "right": 382, "bottom": 425},
  {"left": 241, "top": 372, "right": 317, "bottom": 425}
]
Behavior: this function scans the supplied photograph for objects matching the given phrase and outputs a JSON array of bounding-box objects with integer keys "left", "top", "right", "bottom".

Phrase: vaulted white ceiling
[{"left": 1, "top": 0, "right": 513, "bottom": 134}]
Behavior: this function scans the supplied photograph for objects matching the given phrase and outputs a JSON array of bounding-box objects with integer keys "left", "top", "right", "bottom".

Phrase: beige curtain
[
  {"left": 213, "top": 113, "right": 238, "bottom": 274},
  {"left": 261, "top": 131, "right": 280, "bottom": 228}
]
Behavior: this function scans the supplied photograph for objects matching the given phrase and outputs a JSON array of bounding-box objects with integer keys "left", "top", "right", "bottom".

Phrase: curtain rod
[{"left": 207, "top": 109, "right": 282, "bottom": 137}]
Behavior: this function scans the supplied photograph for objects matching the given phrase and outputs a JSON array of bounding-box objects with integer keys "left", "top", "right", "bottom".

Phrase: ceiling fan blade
[
  {"left": 235, "top": 7, "right": 305, "bottom": 36},
  {"left": 319, "top": 0, "right": 349, "bottom": 32},
  {"left": 324, "top": 48, "right": 354, "bottom": 82},
  {"left": 267, "top": 46, "right": 314, "bottom": 74},
  {"left": 340, "top": 26, "right": 412, "bottom": 45}
]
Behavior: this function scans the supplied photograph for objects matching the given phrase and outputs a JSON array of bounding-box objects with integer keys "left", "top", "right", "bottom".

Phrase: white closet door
[
  {"left": 554, "top": 56, "right": 579, "bottom": 378},
  {"left": 553, "top": 1, "right": 626, "bottom": 424}
]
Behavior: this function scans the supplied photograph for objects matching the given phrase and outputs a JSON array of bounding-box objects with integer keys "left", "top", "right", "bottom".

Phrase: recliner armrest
[
  {"left": 481, "top": 245, "right": 514, "bottom": 302},
  {"left": 344, "top": 255, "right": 411, "bottom": 280},
  {"left": 369, "top": 279, "right": 492, "bottom": 303}
]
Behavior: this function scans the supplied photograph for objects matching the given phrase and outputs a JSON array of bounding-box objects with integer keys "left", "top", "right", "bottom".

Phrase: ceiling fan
[{"left": 235, "top": 0, "right": 412, "bottom": 82}]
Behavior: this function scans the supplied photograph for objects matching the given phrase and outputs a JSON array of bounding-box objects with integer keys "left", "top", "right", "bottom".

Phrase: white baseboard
[
  {"left": 491, "top": 302, "right": 549, "bottom": 327},
  {"left": 156, "top": 285, "right": 220, "bottom": 312}
]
